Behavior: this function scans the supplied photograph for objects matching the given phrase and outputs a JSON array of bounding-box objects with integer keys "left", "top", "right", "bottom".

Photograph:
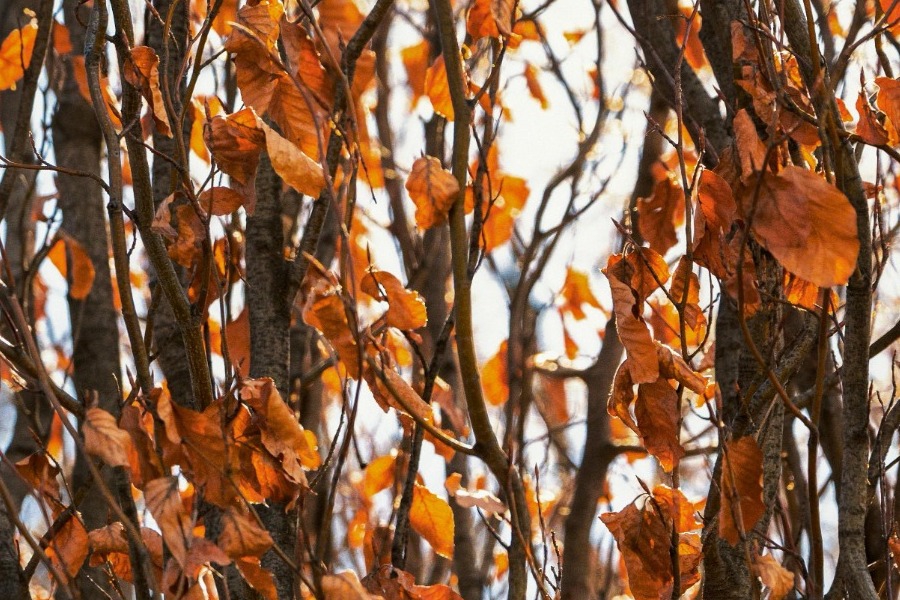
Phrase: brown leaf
[
  {"left": 240, "top": 378, "right": 320, "bottom": 484},
  {"left": 123, "top": 46, "right": 171, "bottom": 137},
  {"left": 733, "top": 109, "right": 768, "bottom": 180},
  {"left": 410, "top": 483, "right": 454, "bottom": 559},
  {"left": 637, "top": 175, "right": 684, "bottom": 255},
  {"left": 46, "top": 514, "right": 89, "bottom": 579},
  {"left": 752, "top": 554, "right": 795, "bottom": 600},
  {"left": 83, "top": 407, "right": 133, "bottom": 468},
  {"left": 600, "top": 485, "right": 701, "bottom": 600},
  {"left": 0, "top": 20, "right": 37, "bottom": 91},
  {"left": 144, "top": 476, "right": 193, "bottom": 568},
  {"left": 363, "top": 565, "right": 464, "bottom": 600},
  {"left": 197, "top": 186, "right": 245, "bottom": 216},
  {"left": 361, "top": 269, "right": 428, "bottom": 330},
  {"left": 740, "top": 166, "right": 858, "bottom": 287},
  {"left": 260, "top": 120, "right": 325, "bottom": 198},
  {"left": 855, "top": 90, "right": 890, "bottom": 146},
  {"left": 634, "top": 378, "right": 683, "bottom": 472},
  {"left": 322, "top": 571, "right": 375, "bottom": 599},
  {"left": 406, "top": 156, "right": 460, "bottom": 229},
  {"left": 48, "top": 232, "right": 96, "bottom": 300},
  {"left": 16, "top": 453, "right": 61, "bottom": 502},
  {"left": 218, "top": 507, "right": 274, "bottom": 559},
  {"left": 719, "top": 436, "right": 764, "bottom": 545},
  {"left": 204, "top": 108, "right": 266, "bottom": 203},
  {"left": 603, "top": 251, "right": 670, "bottom": 384}
]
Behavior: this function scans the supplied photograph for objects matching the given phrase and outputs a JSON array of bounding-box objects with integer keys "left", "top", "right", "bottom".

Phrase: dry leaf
[
  {"left": 123, "top": 46, "right": 171, "bottom": 137},
  {"left": 752, "top": 554, "right": 795, "bottom": 600},
  {"left": 144, "top": 476, "right": 193, "bottom": 568},
  {"left": 719, "top": 436, "right": 764, "bottom": 545},
  {"left": 406, "top": 156, "right": 460, "bottom": 229},
  {"left": 740, "top": 166, "right": 858, "bottom": 287},
  {"left": 445, "top": 473, "right": 506, "bottom": 514},
  {"left": 410, "top": 483, "right": 454, "bottom": 559},
  {"left": 48, "top": 232, "right": 96, "bottom": 300},
  {"left": 83, "top": 408, "right": 133, "bottom": 468},
  {"left": 361, "top": 269, "right": 427, "bottom": 330}
]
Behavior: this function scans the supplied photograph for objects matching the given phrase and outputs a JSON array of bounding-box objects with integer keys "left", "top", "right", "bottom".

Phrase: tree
[{"left": 0, "top": 0, "right": 898, "bottom": 599}]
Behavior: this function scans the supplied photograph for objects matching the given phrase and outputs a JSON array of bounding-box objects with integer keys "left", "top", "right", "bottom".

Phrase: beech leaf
[
  {"left": 410, "top": 483, "right": 454, "bottom": 559},
  {"left": 83, "top": 408, "right": 133, "bottom": 468},
  {"left": 406, "top": 156, "right": 460, "bottom": 229}
]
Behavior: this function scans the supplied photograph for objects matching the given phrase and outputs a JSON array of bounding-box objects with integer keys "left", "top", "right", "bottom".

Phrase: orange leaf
[
  {"left": 83, "top": 407, "right": 133, "bottom": 468},
  {"left": 523, "top": 63, "right": 548, "bottom": 109},
  {"left": 467, "top": 0, "right": 515, "bottom": 40},
  {"left": 410, "top": 483, "right": 454, "bottom": 558},
  {"left": 224, "top": 308, "right": 251, "bottom": 377},
  {"left": 304, "top": 288, "right": 360, "bottom": 378},
  {"left": 0, "top": 20, "right": 37, "bottom": 91},
  {"left": 240, "top": 378, "right": 320, "bottom": 483},
  {"left": 733, "top": 109, "right": 768, "bottom": 180},
  {"left": 144, "top": 476, "right": 193, "bottom": 568},
  {"left": 236, "top": 557, "right": 278, "bottom": 600},
  {"left": 363, "top": 454, "right": 396, "bottom": 498},
  {"left": 123, "top": 46, "right": 172, "bottom": 137},
  {"left": 719, "top": 436, "right": 764, "bottom": 545},
  {"left": 48, "top": 232, "right": 96, "bottom": 300},
  {"left": 401, "top": 40, "right": 430, "bottom": 108},
  {"left": 752, "top": 554, "right": 795, "bottom": 600},
  {"left": 876, "top": 76, "right": 900, "bottom": 139},
  {"left": 481, "top": 340, "right": 508, "bottom": 405},
  {"left": 218, "top": 507, "right": 274, "bottom": 559},
  {"left": 406, "top": 156, "right": 460, "bottom": 229},
  {"left": 559, "top": 267, "right": 602, "bottom": 320},
  {"left": 361, "top": 269, "right": 427, "bottom": 330},
  {"left": 739, "top": 166, "right": 858, "bottom": 287},
  {"left": 425, "top": 56, "right": 455, "bottom": 120}
]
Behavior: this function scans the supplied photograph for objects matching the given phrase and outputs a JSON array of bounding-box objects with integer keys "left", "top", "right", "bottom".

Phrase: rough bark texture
[
  {"left": 146, "top": 0, "right": 195, "bottom": 408},
  {"left": 247, "top": 151, "right": 295, "bottom": 600}
]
